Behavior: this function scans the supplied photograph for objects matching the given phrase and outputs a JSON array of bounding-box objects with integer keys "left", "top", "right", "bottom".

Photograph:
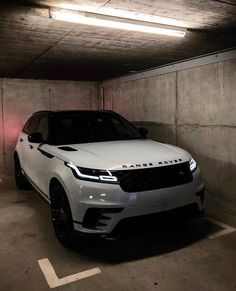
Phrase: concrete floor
[{"left": 0, "top": 175, "right": 236, "bottom": 291}]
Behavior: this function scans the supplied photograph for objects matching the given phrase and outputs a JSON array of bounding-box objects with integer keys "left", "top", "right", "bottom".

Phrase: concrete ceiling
[{"left": 0, "top": 0, "right": 236, "bottom": 81}]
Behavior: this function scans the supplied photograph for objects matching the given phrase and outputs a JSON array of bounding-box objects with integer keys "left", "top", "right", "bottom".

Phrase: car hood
[{"left": 44, "top": 139, "right": 191, "bottom": 170}]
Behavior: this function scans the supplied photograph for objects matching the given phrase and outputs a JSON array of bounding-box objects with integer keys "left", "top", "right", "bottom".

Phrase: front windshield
[{"left": 51, "top": 111, "right": 145, "bottom": 145}]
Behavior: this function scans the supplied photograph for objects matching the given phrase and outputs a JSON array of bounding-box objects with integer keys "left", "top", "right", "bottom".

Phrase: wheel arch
[
  {"left": 49, "top": 177, "right": 64, "bottom": 197},
  {"left": 49, "top": 177, "right": 73, "bottom": 208},
  {"left": 49, "top": 178, "right": 75, "bottom": 245}
]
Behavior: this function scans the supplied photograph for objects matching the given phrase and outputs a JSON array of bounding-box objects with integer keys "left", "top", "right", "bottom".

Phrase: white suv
[{"left": 14, "top": 110, "right": 204, "bottom": 245}]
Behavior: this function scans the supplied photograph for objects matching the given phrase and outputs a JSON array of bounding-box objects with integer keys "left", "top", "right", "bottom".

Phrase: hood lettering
[{"left": 122, "top": 159, "right": 182, "bottom": 169}]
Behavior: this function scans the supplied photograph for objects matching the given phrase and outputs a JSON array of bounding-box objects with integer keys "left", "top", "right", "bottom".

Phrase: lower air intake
[{"left": 82, "top": 207, "right": 123, "bottom": 230}]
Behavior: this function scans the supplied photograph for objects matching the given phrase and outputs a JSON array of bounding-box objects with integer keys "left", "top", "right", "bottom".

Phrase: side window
[
  {"left": 27, "top": 116, "right": 41, "bottom": 135},
  {"left": 38, "top": 116, "right": 49, "bottom": 141},
  {"left": 22, "top": 116, "right": 41, "bottom": 135},
  {"left": 22, "top": 117, "right": 33, "bottom": 134}
]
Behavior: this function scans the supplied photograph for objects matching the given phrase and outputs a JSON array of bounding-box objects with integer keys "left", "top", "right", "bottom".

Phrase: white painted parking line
[
  {"left": 38, "top": 258, "right": 101, "bottom": 288},
  {"left": 205, "top": 217, "right": 236, "bottom": 239}
]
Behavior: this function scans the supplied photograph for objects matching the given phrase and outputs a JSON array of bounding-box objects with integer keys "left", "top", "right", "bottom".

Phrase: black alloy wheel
[{"left": 50, "top": 184, "right": 75, "bottom": 246}]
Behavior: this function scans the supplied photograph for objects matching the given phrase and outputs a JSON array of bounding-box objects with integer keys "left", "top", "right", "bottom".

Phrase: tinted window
[
  {"left": 22, "top": 116, "right": 41, "bottom": 135},
  {"left": 52, "top": 112, "right": 144, "bottom": 145},
  {"left": 38, "top": 116, "right": 49, "bottom": 141},
  {"left": 22, "top": 117, "right": 32, "bottom": 134},
  {"left": 27, "top": 116, "right": 41, "bottom": 135}
]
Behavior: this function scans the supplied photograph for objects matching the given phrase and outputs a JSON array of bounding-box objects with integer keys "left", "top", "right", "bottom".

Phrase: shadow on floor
[
  {"left": 69, "top": 209, "right": 221, "bottom": 264},
  {"left": 0, "top": 177, "right": 222, "bottom": 265}
]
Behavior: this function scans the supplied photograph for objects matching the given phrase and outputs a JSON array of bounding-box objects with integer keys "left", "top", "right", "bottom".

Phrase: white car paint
[
  {"left": 38, "top": 139, "right": 192, "bottom": 170},
  {"left": 15, "top": 111, "right": 204, "bottom": 235}
]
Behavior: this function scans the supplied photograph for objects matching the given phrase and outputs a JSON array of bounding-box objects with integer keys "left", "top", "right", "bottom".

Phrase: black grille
[{"left": 113, "top": 162, "right": 193, "bottom": 193}]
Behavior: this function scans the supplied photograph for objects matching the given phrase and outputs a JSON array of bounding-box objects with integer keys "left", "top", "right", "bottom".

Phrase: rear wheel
[
  {"left": 14, "top": 155, "right": 31, "bottom": 190},
  {"left": 50, "top": 182, "right": 75, "bottom": 246}
]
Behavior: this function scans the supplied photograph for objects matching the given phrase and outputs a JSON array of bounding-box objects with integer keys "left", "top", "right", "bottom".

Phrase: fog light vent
[{"left": 82, "top": 208, "right": 123, "bottom": 230}]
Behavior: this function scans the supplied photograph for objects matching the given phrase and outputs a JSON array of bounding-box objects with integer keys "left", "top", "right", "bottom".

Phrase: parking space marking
[
  {"left": 38, "top": 258, "right": 101, "bottom": 288},
  {"left": 205, "top": 217, "right": 236, "bottom": 239}
]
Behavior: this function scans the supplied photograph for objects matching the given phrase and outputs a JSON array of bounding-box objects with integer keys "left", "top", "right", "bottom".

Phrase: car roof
[{"left": 32, "top": 110, "right": 115, "bottom": 116}]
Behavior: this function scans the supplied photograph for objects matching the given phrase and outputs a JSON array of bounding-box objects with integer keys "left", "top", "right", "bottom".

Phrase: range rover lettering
[{"left": 14, "top": 110, "right": 205, "bottom": 245}]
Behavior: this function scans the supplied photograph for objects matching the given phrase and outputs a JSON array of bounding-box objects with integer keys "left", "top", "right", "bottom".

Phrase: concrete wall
[
  {"left": 1, "top": 51, "right": 235, "bottom": 209},
  {"left": 0, "top": 78, "right": 98, "bottom": 174},
  {"left": 101, "top": 57, "right": 236, "bottom": 208},
  {"left": 102, "top": 73, "right": 177, "bottom": 144}
]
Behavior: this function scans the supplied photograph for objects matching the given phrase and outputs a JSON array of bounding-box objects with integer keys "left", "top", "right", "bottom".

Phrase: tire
[
  {"left": 14, "top": 155, "right": 32, "bottom": 190},
  {"left": 50, "top": 182, "right": 75, "bottom": 246}
]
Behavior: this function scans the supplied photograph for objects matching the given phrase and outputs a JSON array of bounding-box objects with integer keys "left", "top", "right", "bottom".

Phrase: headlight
[
  {"left": 189, "top": 158, "right": 197, "bottom": 172},
  {"left": 65, "top": 162, "right": 118, "bottom": 184}
]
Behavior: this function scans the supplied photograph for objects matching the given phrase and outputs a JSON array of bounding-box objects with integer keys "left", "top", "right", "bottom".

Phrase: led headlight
[
  {"left": 65, "top": 162, "right": 118, "bottom": 184},
  {"left": 189, "top": 158, "right": 197, "bottom": 173}
]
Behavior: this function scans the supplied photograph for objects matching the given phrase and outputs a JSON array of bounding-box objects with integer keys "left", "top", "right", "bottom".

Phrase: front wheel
[{"left": 50, "top": 184, "right": 75, "bottom": 246}]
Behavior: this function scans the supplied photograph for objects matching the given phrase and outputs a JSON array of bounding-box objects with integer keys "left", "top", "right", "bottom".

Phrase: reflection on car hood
[{"left": 43, "top": 139, "right": 191, "bottom": 170}]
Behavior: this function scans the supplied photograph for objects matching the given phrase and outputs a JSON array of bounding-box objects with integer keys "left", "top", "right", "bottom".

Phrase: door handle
[
  {"left": 29, "top": 144, "right": 33, "bottom": 149},
  {"left": 20, "top": 138, "right": 24, "bottom": 142}
]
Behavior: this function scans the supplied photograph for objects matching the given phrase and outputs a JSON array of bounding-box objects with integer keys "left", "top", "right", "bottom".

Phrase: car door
[
  {"left": 17, "top": 116, "right": 34, "bottom": 172},
  {"left": 22, "top": 115, "right": 41, "bottom": 179},
  {"left": 27, "top": 114, "right": 51, "bottom": 197},
  {"left": 32, "top": 115, "right": 52, "bottom": 196}
]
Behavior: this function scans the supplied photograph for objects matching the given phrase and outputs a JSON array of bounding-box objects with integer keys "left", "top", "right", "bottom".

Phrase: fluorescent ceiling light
[
  {"left": 49, "top": 8, "right": 187, "bottom": 37},
  {"left": 57, "top": 3, "right": 185, "bottom": 28}
]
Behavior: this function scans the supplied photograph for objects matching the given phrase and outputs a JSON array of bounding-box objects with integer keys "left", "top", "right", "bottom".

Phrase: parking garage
[{"left": 0, "top": 1, "right": 236, "bottom": 290}]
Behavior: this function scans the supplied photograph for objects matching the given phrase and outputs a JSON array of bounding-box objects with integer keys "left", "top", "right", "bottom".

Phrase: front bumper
[{"left": 66, "top": 167, "right": 204, "bottom": 234}]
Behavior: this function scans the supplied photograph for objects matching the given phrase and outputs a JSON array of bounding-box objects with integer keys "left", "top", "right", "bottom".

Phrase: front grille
[{"left": 113, "top": 162, "right": 193, "bottom": 193}]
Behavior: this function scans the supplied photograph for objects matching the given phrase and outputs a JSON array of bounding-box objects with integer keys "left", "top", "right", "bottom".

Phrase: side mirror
[
  {"left": 28, "top": 132, "right": 43, "bottom": 143},
  {"left": 138, "top": 127, "right": 148, "bottom": 137}
]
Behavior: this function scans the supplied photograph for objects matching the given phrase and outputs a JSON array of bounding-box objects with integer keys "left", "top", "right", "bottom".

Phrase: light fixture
[
  {"left": 49, "top": 8, "right": 187, "bottom": 37},
  {"left": 57, "top": 4, "right": 185, "bottom": 28}
]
